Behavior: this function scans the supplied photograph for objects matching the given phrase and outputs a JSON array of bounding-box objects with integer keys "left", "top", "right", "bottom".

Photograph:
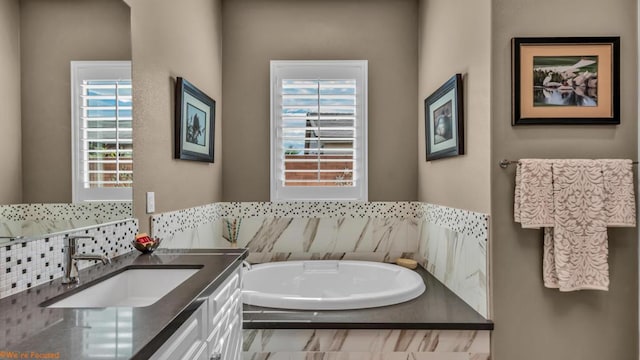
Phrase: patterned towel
[
  {"left": 515, "top": 159, "right": 636, "bottom": 292},
  {"left": 514, "top": 159, "right": 554, "bottom": 228},
  {"left": 545, "top": 160, "right": 609, "bottom": 291},
  {"left": 601, "top": 159, "right": 636, "bottom": 227}
]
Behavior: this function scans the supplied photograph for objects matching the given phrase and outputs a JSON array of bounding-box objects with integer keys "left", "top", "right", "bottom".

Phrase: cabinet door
[
  {"left": 208, "top": 267, "right": 240, "bottom": 327},
  {"left": 150, "top": 305, "right": 207, "bottom": 360},
  {"left": 192, "top": 343, "right": 208, "bottom": 360},
  {"left": 208, "top": 264, "right": 243, "bottom": 360},
  {"left": 223, "top": 315, "right": 242, "bottom": 360},
  {"left": 209, "top": 314, "right": 241, "bottom": 360}
]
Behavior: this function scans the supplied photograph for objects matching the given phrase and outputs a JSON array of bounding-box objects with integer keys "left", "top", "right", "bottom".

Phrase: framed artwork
[
  {"left": 425, "top": 74, "right": 464, "bottom": 161},
  {"left": 512, "top": 36, "right": 620, "bottom": 125},
  {"left": 175, "top": 77, "right": 215, "bottom": 162}
]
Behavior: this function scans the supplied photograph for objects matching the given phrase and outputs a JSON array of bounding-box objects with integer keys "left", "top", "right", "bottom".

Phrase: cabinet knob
[{"left": 210, "top": 353, "right": 222, "bottom": 360}]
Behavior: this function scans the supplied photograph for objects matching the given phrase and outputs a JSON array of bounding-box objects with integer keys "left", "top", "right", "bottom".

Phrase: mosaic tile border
[
  {"left": 219, "top": 202, "right": 420, "bottom": 219},
  {"left": 420, "top": 203, "right": 489, "bottom": 243},
  {"left": 0, "top": 219, "right": 138, "bottom": 299},
  {"left": 0, "top": 202, "right": 133, "bottom": 222},
  {"left": 151, "top": 203, "right": 223, "bottom": 241}
]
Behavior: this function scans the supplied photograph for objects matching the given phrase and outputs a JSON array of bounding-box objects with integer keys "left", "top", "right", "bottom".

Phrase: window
[
  {"left": 71, "top": 61, "right": 132, "bottom": 202},
  {"left": 270, "top": 60, "right": 368, "bottom": 201}
]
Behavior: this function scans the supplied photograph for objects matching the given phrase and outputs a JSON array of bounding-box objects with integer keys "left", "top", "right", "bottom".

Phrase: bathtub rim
[{"left": 242, "top": 260, "right": 426, "bottom": 310}]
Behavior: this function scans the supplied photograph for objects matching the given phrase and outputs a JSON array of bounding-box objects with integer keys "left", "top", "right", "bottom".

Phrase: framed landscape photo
[
  {"left": 425, "top": 74, "right": 464, "bottom": 161},
  {"left": 175, "top": 77, "right": 215, "bottom": 162},
  {"left": 512, "top": 37, "right": 620, "bottom": 125}
]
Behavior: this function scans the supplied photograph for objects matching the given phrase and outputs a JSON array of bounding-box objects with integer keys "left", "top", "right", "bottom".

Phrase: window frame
[
  {"left": 270, "top": 60, "right": 368, "bottom": 202},
  {"left": 70, "top": 61, "right": 132, "bottom": 203}
]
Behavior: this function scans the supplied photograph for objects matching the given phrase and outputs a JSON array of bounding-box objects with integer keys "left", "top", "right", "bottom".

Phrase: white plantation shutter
[
  {"left": 271, "top": 61, "right": 368, "bottom": 201},
  {"left": 71, "top": 61, "right": 132, "bottom": 202}
]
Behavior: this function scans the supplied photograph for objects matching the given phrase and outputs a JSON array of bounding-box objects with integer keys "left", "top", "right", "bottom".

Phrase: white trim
[
  {"left": 71, "top": 61, "right": 132, "bottom": 203},
  {"left": 270, "top": 60, "right": 368, "bottom": 202}
]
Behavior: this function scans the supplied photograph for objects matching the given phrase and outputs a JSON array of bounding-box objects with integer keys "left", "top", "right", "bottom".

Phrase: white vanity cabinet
[
  {"left": 207, "top": 266, "right": 242, "bottom": 360},
  {"left": 150, "top": 264, "right": 243, "bottom": 360}
]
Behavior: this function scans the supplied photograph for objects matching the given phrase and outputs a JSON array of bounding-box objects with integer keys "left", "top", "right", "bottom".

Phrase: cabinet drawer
[{"left": 150, "top": 305, "right": 207, "bottom": 360}]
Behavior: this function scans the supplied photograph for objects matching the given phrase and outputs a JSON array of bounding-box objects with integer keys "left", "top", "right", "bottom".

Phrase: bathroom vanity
[{"left": 0, "top": 248, "right": 247, "bottom": 360}]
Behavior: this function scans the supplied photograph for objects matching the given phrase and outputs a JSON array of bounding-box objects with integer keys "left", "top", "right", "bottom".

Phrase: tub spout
[{"left": 242, "top": 260, "right": 252, "bottom": 271}]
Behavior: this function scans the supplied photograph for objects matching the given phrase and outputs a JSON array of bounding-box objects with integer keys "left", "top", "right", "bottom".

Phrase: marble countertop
[
  {"left": 0, "top": 248, "right": 247, "bottom": 360},
  {"left": 244, "top": 266, "right": 494, "bottom": 330}
]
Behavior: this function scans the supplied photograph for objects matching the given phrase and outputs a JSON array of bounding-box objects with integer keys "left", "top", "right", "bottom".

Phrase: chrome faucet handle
[
  {"left": 67, "top": 261, "right": 79, "bottom": 283},
  {"left": 62, "top": 235, "right": 97, "bottom": 285}
]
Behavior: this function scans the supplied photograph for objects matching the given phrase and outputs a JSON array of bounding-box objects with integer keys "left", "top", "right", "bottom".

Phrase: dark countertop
[
  {"left": 0, "top": 248, "right": 247, "bottom": 360},
  {"left": 243, "top": 266, "right": 494, "bottom": 331}
]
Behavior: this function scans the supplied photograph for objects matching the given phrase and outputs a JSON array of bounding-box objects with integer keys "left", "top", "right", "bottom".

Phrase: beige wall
[
  {"left": 0, "top": 0, "right": 22, "bottom": 204},
  {"left": 221, "top": 0, "right": 419, "bottom": 201},
  {"left": 417, "top": 0, "right": 492, "bottom": 214},
  {"left": 128, "top": 0, "right": 223, "bottom": 232},
  {"left": 20, "top": 0, "right": 131, "bottom": 203},
  {"left": 491, "top": 0, "right": 638, "bottom": 359}
]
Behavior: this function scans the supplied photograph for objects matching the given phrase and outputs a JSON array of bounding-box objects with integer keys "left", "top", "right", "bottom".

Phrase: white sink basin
[{"left": 47, "top": 268, "right": 199, "bottom": 308}]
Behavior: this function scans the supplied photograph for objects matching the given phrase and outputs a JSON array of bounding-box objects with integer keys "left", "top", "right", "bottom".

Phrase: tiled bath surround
[
  {"left": 243, "top": 329, "right": 490, "bottom": 360},
  {"left": 418, "top": 204, "right": 489, "bottom": 318},
  {"left": 153, "top": 202, "right": 421, "bottom": 262},
  {"left": 151, "top": 201, "right": 489, "bottom": 317},
  {"left": 0, "top": 219, "right": 138, "bottom": 299}
]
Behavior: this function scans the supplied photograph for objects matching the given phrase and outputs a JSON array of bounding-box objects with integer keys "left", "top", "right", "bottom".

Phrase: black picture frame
[
  {"left": 512, "top": 36, "right": 620, "bottom": 125},
  {"left": 425, "top": 74, "right": 464, "bottom": 161},
  {"left": 175, "top": 77, "right": 215, "bottom": 162}
]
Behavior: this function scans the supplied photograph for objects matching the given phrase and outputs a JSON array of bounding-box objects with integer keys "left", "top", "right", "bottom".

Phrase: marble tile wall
[
  {"left": 151, "top": 202, "right": 421, "bottom": 262},
  {"left": 417, "top": 204, "right": 489, "bottom": 318},
  {"left": 0, "top": 219, "right": 138, "bottom": 299},
  {"left": 151, "top": 202, "right": 489, "bottom": 317},
  {"left": 232, "top": 217, "right": 419, "bottom": 263},
  {"left": 243, "top": 329, "right": 490, "bottom": 360}
]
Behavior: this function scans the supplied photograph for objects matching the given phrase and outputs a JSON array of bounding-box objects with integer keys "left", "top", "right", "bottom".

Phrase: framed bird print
[{"left": 175, "top": 77, "right": 216, "bottom": 162}]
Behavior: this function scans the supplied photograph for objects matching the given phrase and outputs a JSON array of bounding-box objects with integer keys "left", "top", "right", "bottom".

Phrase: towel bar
[{"left": 499, "top": 159, "right": 639, "bottom": 169}]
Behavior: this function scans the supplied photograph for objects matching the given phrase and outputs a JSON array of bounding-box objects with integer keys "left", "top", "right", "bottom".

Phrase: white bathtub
[{"left": 242, "top": 260, "right": 426, "bottom": 310}]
